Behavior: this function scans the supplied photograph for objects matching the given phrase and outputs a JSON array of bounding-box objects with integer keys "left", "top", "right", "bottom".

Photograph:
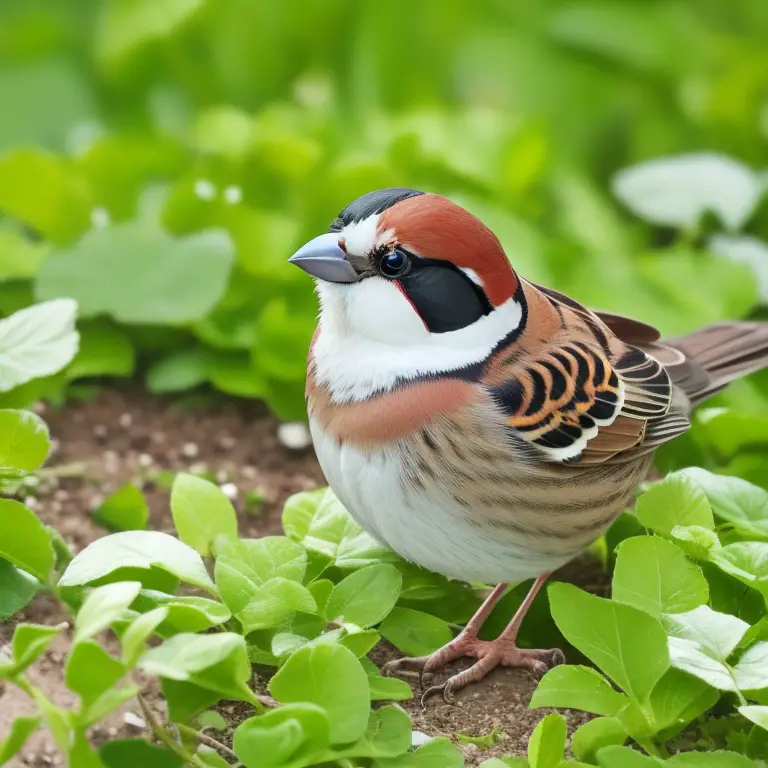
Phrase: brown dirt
[{"left": 1, "top": 388, "right": 595, "bottom": 766}]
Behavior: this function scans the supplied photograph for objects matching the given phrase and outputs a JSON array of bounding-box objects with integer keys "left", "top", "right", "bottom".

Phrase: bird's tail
[{"left": 662, "top": 322, "right": 768, "bottom": 406}]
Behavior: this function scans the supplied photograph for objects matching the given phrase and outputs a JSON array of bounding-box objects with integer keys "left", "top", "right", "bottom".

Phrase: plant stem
[
  {"left": 137, "top": 693, "right": 207, "bottom": 767},
  {"left": 176, "top": 722, "right": 239, "bottom": 762},
  {"left": 637, "top": 738, "right": 664, "bottom": 758}
]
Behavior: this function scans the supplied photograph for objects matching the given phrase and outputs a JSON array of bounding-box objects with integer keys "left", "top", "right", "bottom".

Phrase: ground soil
[{"left": 1, "top": 388, "right": 597, "bottom": 767}]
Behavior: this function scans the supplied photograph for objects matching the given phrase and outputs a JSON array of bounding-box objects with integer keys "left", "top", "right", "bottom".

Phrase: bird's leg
[{"left": 384, "top": 574, "right": 564, "bottom": 704}]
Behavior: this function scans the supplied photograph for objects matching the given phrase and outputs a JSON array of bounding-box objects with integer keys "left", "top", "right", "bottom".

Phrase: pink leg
[{"left": 383, "top": 574, "right": 564, "bottom": 704}]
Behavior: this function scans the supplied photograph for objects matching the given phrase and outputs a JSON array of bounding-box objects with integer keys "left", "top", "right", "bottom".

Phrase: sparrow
[{"left": 288, "top": 187, "right": 768, "bottom": 702}]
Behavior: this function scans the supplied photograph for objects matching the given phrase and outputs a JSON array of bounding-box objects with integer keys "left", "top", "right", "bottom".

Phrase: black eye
[{"left": 379, "top": 248, "right": 410, "bottom": 278}]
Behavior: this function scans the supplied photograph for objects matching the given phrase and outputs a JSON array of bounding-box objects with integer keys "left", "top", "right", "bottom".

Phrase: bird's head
[{"left": 290, "top": 188, "right": 524, "bottom": 337}]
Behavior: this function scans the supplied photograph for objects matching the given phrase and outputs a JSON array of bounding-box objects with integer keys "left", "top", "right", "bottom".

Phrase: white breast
[{"left": 309, "top": 418, "right": 571, "bottom": 584}]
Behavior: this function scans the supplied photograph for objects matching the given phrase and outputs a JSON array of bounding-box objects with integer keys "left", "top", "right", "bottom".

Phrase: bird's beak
[{"left": 288, "top": 233, "right": 362, "bottom": 284}]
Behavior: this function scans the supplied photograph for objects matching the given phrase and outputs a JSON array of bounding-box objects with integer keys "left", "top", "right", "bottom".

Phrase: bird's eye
[{"left": 379, "top": 249, "right": 410, "bottom": 279}]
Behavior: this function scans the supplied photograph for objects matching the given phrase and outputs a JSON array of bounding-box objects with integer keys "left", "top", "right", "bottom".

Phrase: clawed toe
[{"left": 381, "top": 655, "right": 430, "bottom": 680}]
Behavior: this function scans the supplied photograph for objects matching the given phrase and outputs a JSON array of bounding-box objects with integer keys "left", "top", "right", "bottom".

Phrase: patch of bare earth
[{"left": 1, "top": 388, "right": 596, "bottom": 766}]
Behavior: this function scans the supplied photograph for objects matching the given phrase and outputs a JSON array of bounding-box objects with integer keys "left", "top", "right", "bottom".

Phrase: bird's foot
[{"left": 383, "top": 632, "right": 564, "bottom": 705}]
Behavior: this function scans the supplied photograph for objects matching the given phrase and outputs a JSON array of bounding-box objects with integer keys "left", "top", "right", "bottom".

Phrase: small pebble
[
  {"left": 119, "top": 413, "right": 133, "bottom": 428},
  {"left": 216, "top": 469, "right": 229, "bottom": 484},
  {"left": 24, "top": 496, "right": 38, "bottom": 510},
  {"left": 182, "top": 442, "right": 200, "bottom": 459},
  {"left": 123, "top": 712, "right": 146, "bottom": 730},
  {"left": 241, "top": 465, "right": 258, "bottom": 480},
  {"left": 189, "top": 462, "right": 208, "bottom": 475},
  {"left": 107, "top": 726, "right": 118, "bottom": 738},
  {"left": 277, "top": 422, "right": 312, "bottom": 450},
  {"left": 220, "top": 482, "right": 238, "bottom": 501},
  {"left": 138, "top": 453, "right": 154, "bottom": 468},
  {"left": 33, "top": 402, "right": 46, "bottom": 415},
  {"left": 217, "top": 434, "right": 237, "bottom": 450},
  {"left": 93, "top": 424, "right": 108, "bottom": 440}
]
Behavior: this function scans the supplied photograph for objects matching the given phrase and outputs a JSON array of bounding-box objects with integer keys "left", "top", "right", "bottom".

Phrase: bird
[{"left": 288, "top": 187, "right": 768, "bottom": 703}]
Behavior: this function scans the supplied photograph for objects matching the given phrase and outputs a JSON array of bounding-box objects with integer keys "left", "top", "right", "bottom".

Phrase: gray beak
[{"left": 288, "top": 233, "right": 362, "bottom": 283}]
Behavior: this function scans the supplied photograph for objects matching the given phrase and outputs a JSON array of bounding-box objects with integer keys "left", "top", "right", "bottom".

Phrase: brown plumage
[{"left": 290, "top": 188, "right": 768, "bottom": 702}]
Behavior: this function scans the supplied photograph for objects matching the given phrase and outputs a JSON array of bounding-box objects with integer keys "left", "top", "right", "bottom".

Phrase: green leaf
[
  {"left": 59, "top": 530, "right": 215, "bottom": 592},
  {"left": 326, "top": 564, "right": 402, "bottom": 628},
  {"left": 308, "top": 579, "right": 334, "bottom": 618},
  {"left": 380, "top": 607, "right": 453, "bottom": 656},
  {"left": 7, "top": 623, "right": 61, "bottom": 675},
  {"left": 528, "top": 713, "right": 566, "bottom": 768},
  {"left": 161, "top": 679, "right": 222, "bottom": 723},
  {"left": 0, "top": 716, "right": 40, "bottom": 765},
  {"left": 74, "top": 581, "right": 142, "bottom": 643},
  {"left": 456, "top": 729, "right": 503, "bottom": 748},
  {"left": 36, "top": 222, "right": 234, "bottom": 324},
  {"left": 99, "top": 739, "right": 184, "bottom": 768},
  {"left": 32, "top": 690, "right": 72, "bottom": 753},
  {"left": 339, "top": 705, "right": 413, "bottom": 758},
  {"left": 239, "top": 577, "right": 317, "bottom": 633},
  {"left": 374, "top": 736, "right": 463, "bottom": 767},
  {"left": 0, "top": 148, "right": 92, "bottom": 243},
  {"left": 140, "top": 633, "right": 258, "bottom": 706},
  {"left": 530, "top": 665, "right": 628, "bottom": 716},
  {"left": 548, "top": 583, "right": 669, "bottom": 702},
  {"left": 0, "top": 560, "right": 39, "bottom": 620},
  {"left": 666, "top": 752, "right": 758, "bottom": 767},
  {"left": 215, "top": 536, "right": 306, "bottom": 614},
  {"left": 368, "top": 674, "right": 414, "bottom": 702},
  {"left": 596, "top": 746, "right": 661, "bottom": 766},
  {"left": 92, "top": 484, "right": 149, "bottom": 532},
  {"left": 571, "top": 718, "right": 627, "bottom": 764},
  {"left": 666, "top": 637, "right": 738, "bottom": 692},
  {"left": 0, "top": 299, "right": 79, "bottom": 393},
  {"left": 0, "top": 499, "right": 53, "bottom": 581},
  {"left": 170, "top": 473, "right": 238, "bottom": 557},
  {"left": 0, "top": 222, "right": 50, "bottom": 282},
  {"left": 340, "top": 628, "right": 381, "bottom": 658},
  {"left": 147, "top": 349, "right": 209, "bottom": 394},
  {"left": 0, "top": 409, "right": 50, "bottom": 475},
  {"left": 612, "top": 536, "right": 709, "bottom": 617},
  {"left": 670, "top": 525, "right": 721, "bottom": 561},
  {"left": 733, "top": 642, "right": 768, "bottom": 691},
  {"left": 679, "top": 468, "right": 768, "bottom": 539},
  {"left": 136, "top": 590, "right": 231, "bottom": 634},
  {"left": 233, "top": 703, "right": 330, "bottom": 768},
  {"left": 709, "top": 542, "right": 768, "bottom": 600},
  {"left": 65, "top": 640, "right": 126, "bottom": 706},
  {"left": 664, "top": 606, "right": 749, "bottom": 662},
  {"left": 82, "top": 684, "right": 140, "bottom": 726},
  {"left": 648, "top": 668, "right": 719, "bottom": 736},
  {"left": 635, "top": 472, "right": 714, "bottom": 535},
  {"left": 68, "top": 319, "right": 135, "bottom": 380},
  {"left": 739, "top": 705, "right": 768, "bottom": 732},
  {"left": 269, "top": 642, "right": 370, "bottom": 744},
  {"left": 120, "top": 607, "right": 169, "bottom": 667}
]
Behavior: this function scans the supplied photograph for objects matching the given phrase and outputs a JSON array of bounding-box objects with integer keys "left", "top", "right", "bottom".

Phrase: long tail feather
[{"left": 662, "top": 322, "right": 768, "bottom": 405}]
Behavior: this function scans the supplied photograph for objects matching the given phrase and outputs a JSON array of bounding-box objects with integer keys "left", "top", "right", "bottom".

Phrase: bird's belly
[{"left": 309, "top": 419, "right": 583, "bottom": 584}]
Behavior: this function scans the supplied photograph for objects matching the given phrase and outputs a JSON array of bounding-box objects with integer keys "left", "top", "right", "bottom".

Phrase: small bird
[{"left": 289, "top": 188, "right": 768, "bottom": 702}]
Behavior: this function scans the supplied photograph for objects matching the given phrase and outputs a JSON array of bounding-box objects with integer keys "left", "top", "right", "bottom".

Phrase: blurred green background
[{"left": 1, "top": 0, "right": 768, "bottom": 477}]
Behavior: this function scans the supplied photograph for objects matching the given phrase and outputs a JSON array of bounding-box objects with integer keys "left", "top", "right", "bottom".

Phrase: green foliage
[{"left": 91, "top": 483, "right": 148, "bottom": 532}]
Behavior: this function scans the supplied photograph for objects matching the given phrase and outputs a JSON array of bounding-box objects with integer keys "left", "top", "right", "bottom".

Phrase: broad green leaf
[
  {"left": 59, "top": 530, "right": 215, "bottom": 591},
  {"left": 548, "top": 583, "right": 669, "bottom": 702},
  {"left": 528, "top": 712, "right": 566, "bottom": 768},
  {"left": 214, "top": 536, "right": 306, "bottom": 614},
  {"left": 0, "top": 299, "right": 79, "bottom": 393},
  {"left": 733, "top": 642, "right": 768, "bottom": 691},
  {"left": 368, "top": 674, "right": 414, "bottom": 702},
  {"left": 374, "top": 736, "right": 463, "bottom": 767},
  {"left": 635, "top": 472, "right": 714, "bottom": 535},
  {"left": 0, "top": 715, "right": 40, "bottom": 765},
  {"left": 670, "top": 525, "right": 721, "bottom": 561},
  {"left": 0, "top": 222, "right": 50, "bottom": 282},
  {"left": 340, "top": 628, "right": 380, "bottom": 658},
  {"left": 282, "top": 488, "right": 323, "bottom": 541},
  {"left": 0, "top": 560, "right": 38, "bottom": 620},
  {"left": 308, "top": 579, "right": 334, "bottom": 618},
  {"left": 37, "top": 222, "right": 234, "bottom": 324},
  {"left": 0, "top": 148, "right": 92, "bottom": 243},
  {"left": 380, "top": 607, "right": 453, "bottom": 657},
  {"left": 612, "top": 536, "right": 708, "bottom": 617},
  {"left": 99, "top": 739, "right": 184, "bottom": 768},
  {"left": 326, "top": 564, "right": 402, "bottom": 628},
  {"left": 120, "top": 607, "right": 169, "bottom": 667},
  {"left": 679, "top": 468, "right": 768, "bottom": 539},
  {"left": 7, "top": 624, "right": 61, "bottom": 675},
  {"left": 171, "top": 473, "right": 238, "bottom": 557},
  {"left": 612, "top": 153, "right": 761, "bottom": 230},
  {"left": 68, "top": 319, "right": 135, "bottom": 379},
  {"left": 709, "top": 542, "right": 768, "bottom": 599},
  {"left": 596, "top": 746, "right": 661, "bottom": 766},
  {"left": 327, "top": 705, "right": 412, "bottom": 759},
  {"left": 571, "top": 718, "right": 627, "bottom": 764},
  {"left": 233, "top": 704, "right": 330, "bottom": 768},
  {"left": 663, "top": 605, "right": 749, "bottom": 662},
  {"left": 239, "top": 577, "right": 317, "bottom": 633},
  {"left": 92, "top": 484, "right": 148, "bottom": 532},
  {"left": 161, "top": 679, "right": 221, "bottom": 723},
  {"left": 666, "top": 752, "right": 758, "bottom": 766},
  {"left": 135, "top": 590, "right": 231, "bottom": 634},
  {"left": 530, "top": 665, "right": 628, "bottom": 716},
  {"left": 0, "top": 499, "right": 53, "bottom": 581},
  {"left": 0, "top": 409, "right": 50, "bottom": 475},
  {"left": 739, "top": 705, "right": 768, "bottom": 732},
  {"left": 147, "top": 349, "right": 209, "bottom": 394},
  {"left": 140, "top": 633, "right": 258, "bottom": 706},
  {"left": 75, "top": 581, "right": 142, "bottom": 643},
  {"left": 667, "top": 638, "right": 737, "bottom": 691},
  {"left": 269, "top": 643, "right": 370, "bottom": 743},
  {"left": 32, "top": 690, "right": 72, "bottom": 754},
  {"left": 65, "top": 640, "right": 126, "bottom": 706},
  {"left": 648, "top": 668, "right": 719, "bottom": 736},
  {"left": 82, "top": 684, "right": 140, "bottom": 726}
]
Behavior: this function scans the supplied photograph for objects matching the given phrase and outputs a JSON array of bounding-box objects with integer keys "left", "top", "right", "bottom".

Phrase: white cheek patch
[{"left": 339, "top": 214, "right": 396, "bottom": 258}]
